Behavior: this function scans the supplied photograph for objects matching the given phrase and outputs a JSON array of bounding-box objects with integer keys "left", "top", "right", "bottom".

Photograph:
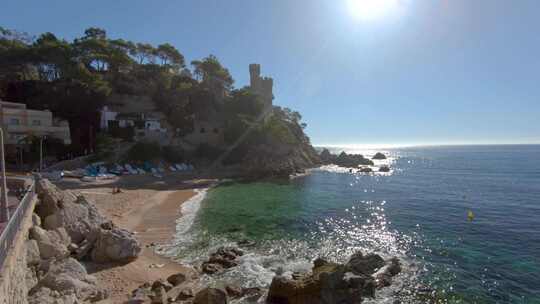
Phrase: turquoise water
[{"left": 165, "top": 145, "right": 540, "bottom": 303}]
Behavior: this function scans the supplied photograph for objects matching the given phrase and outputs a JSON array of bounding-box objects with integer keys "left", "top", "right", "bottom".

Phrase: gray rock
[
  {"left": 91, "top": 227, "right": 141, "bottom": 263},
  {"left": 32, "top": 213, "right": 42, "bottom": 227},
  {"left": 30, "top": 226, "right": 71, "bottom": 260},
  {"left": 151, "top": 279, "right": 173, "bottom": 292},
  {"left": 26, "top": 239, "right": 41, "bottom": 266},
  {"left": 40, "top": 258, "right": 107, "bottom": 302},
  {"left": 372, "top": 152, "right": 387, "bottom": 160},
  {"left": 29, "top": 287, "right": 80, "bottom": 304},
  {"left": 42, "top": 195, "right": 106, "bottom": 244},
  {"left": 166, "top": 273, "right": 187, "bottom": 286},
  {"left": 346, "top": 252, "right": 385, "bottom": 275},
  {"left": 193, "top": 287, "right": 228, "bottom": 304},
  {"left": 267, "top": 253, "right": 388, "bottom": 304}
]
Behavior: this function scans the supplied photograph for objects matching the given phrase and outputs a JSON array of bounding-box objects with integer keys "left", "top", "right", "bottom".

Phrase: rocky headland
[{"left": 319, "top": 149, "right": 391, "bottom": 173}]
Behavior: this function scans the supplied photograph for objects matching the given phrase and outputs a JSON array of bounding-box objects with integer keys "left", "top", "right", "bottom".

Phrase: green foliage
[
  {"left": 161, "top": 146, "right": 184, "bottom": 163},
  {"left": 191, "top": 55, "right": 234, "bottom": 95},
  {"left": 195, "top": 143, "right": 224, "bottom": 160},
  {"left": 125, "top": 142, "right": 161, "bottom": 162},
  {"left": 108, "top": 126, "right": 135, "bottom": 141},
  {"left": 90, "top": 134, "right": 116, "bottom": 161}
]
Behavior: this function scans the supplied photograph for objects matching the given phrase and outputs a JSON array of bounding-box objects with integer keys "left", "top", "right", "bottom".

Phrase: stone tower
[{"left": 249, "top": 64, "right": 273, "bottom": 112}]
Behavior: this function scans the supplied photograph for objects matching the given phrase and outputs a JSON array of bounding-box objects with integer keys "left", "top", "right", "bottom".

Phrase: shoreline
[{"left": 55, "top": 176, "right": 216, "bottom": 303}]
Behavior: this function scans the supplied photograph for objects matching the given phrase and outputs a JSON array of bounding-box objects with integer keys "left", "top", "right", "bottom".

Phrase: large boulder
[
  {"left": 193, "top": 287, "right": 228, "bottom": 304},
  {"left": 28, "top": 287, "right": 80, "bottom": 304},
  {"left": 267, "top": 261, "right": 370, "bottom": 304},
  {"left": 35, "top": 179, "right": 76, "bottom": 218},
  {"left": 30, "top": 226, "right": 71, "bottom": 260},
  {"left": 36, "top": 180, "right": 106, "bottom": 244},
  {"left": 266, "top": 253, "right": 398, "bottom": 304},
  {"left": 91, "top": 227, "right": 141, "bottom": 263},
  {"left": 39, "top": 258, "right": 107, "bottom": 302},
  {"left": 372, "top": 152, "right": 387, "bottom": 160},
  {"left": 42, "top": 195, "right": 106, "bottom": 245},
  {"left": 346, "top": 252, "right": 385, "bottom": 276}
]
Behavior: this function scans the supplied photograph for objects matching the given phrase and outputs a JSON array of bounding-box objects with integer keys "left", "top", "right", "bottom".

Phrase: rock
[
  {"left": 201, "top": 263, "right": 223, "bottom": 274},
  {"left": 35, "top": 179, "right": 76, "bottom": 219},
  {"left": 202, "top": 247, "right": 243, "bottom": 274},
  {"left": 26, "top": 239, "right": 41, "bottom": 266},
  {"left": 40, "top": 258, "right": 107, "bottom": 302},
  {"left": 379, "top": 165, "right": 391, "bottom": 172},
  {"left": 372, "top": 152, "right": 387, "bottom": 160},
  {"left": 151, "top": 279, "right": 173, "bottom": 292},
  {"left": 267, "top": 253, "right": 390, "bottom": 304},
  {"left": 30, "top": 226, "right": 71, "bottom": 260},
  {"left": 129, "top": 283, "right": 153, "bottom": 304},
  {"left": 149, "top": 286, "right": 167, "bottom": 304},
  {"left": 193, "top": 287, "right": 228, "bottom": 304},
  {"left": 91, "top": 227, "right": 141, "bottom": 263},
  {"left": 373, "top": 257, "right": 402, "bottom": 289},
  {"left": 358, "top": 167, "right": 373, "bottom": 173},
  {"left": 346, "top": 252, "right": 385, "bottom": 276},
  {"left": 225, "top": 285, "right": 243, "bottom": 298},
  {"left": 26, "top": 266, "right": 39, "bottom": 288},
  {"left": 166, "top": 273, "right": 187, "bottom": 286},
  {"left": 28, "top": 286, "right": 80, "bottom": 304},
  {"left": 167, "top": 284, "right": 195, "bottom": 302},
  {"left": 387, "top": 257, "right": 401, "bottom": 276},
  {"left": 313, "top": 257, "right": 329, "bottom": 268},
  {"left": 32, "top": 213, "right": 42, "bottom": 227},
  {"left": 45, "top": 195, "right": 106, "bottom": 244}
]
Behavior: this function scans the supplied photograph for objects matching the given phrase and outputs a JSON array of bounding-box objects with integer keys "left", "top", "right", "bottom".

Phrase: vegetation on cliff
[{"left": 0, "top": 26, "right": 318, "bottom": 172}]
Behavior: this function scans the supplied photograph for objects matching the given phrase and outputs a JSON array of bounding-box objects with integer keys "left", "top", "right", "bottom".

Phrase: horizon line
[{"left": 313, "top": 142, "right": 540, "bottom": 149}]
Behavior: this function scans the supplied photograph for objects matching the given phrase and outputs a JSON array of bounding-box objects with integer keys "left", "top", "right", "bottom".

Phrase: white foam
[
  {"left": 158, "top": 188, "right": 208, "bottom": 257},
  {"left": 176, "top": 188, "right": 208, "bottom": 235}
]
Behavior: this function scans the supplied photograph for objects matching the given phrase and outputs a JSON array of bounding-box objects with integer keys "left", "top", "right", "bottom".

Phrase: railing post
[{"left": 0, "top": 128, "right": 9, "bottom": 222}]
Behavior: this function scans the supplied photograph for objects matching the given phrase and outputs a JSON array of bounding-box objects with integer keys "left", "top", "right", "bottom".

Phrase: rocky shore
[
  {"left": 22, "top": 177, "right": 405, "bottom": 303},
  {"left": 25, "top": 179, "right": 142, "bottom": 303},
  {"left": 127, "top": 245, "right": 403, "bottom": 304}
]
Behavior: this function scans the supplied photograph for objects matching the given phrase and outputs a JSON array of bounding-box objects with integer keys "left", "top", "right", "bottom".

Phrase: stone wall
[{"left": 0, "top": 194, "right": 37, "bottom": 304}]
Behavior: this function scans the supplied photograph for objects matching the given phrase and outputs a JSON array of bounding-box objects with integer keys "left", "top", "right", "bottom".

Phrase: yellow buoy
[{"left": 467, "top": 210, "right": 475, "bottom": 222}]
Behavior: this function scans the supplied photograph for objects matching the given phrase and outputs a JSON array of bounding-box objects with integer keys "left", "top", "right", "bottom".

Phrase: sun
[{"left": 347, "top": 0, "right": 398, "bottom": 21}]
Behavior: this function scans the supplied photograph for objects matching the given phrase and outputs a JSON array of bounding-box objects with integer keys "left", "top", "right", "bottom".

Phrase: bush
[
  {"left": 125, "top": 142, "right": 161, "bottom": 162},
  {"left": 162, "top": 146, "right": 184, "bottom": 163},
  {"left": 195, "top": 143, "right": 224, "bottom": 160}
]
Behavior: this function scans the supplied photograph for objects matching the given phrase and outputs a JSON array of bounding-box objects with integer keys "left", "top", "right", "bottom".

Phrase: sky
[{"left": 1, "top": 0, "right": 540, "bottom": 145}]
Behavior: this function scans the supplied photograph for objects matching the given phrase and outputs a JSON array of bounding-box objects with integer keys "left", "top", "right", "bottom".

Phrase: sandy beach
[{"left": 55, "top": 175, "right": 216, "bottom": 303}]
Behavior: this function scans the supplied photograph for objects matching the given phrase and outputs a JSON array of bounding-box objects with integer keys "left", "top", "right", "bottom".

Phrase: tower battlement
[{"left": 248, "top": 64, "right": 273, "bottom": 111}]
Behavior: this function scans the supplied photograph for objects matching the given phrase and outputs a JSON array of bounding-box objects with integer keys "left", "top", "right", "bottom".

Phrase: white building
[{"left": 99, "top": 106, "right": 169, "bottom": 144}]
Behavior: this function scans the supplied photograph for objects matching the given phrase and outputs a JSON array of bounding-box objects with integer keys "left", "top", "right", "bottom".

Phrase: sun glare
[{"left": 347, "top": 0, "right": 398, "bottom": 21}]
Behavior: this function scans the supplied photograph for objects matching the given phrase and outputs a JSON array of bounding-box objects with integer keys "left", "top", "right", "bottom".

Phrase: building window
[
  {"left": 200, "top": 128, "right": 206, "bottom": 133},
  {"left": 32, "top": 120, "right": 41, "bottom": 126},
  {"left": 9, "top": 118, "right": 20, "bottom": 125}
]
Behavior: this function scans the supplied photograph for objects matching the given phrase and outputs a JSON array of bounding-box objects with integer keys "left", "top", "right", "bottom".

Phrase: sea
[{"left": 160, "top": 145, "right": 540, "bottom": 304}]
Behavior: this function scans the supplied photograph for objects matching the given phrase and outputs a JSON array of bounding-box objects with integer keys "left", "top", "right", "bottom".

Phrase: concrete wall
[{"left": 0, "top": 194, "right": 37, "bottom": 304}]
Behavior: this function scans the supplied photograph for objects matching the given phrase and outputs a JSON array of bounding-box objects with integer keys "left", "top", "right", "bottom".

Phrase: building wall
[
  {"left": 182, "top": 120, "right": 224, "bottom": 147},
  {"left": 0, "top": 101, "right": 71, "bottom": 145}
]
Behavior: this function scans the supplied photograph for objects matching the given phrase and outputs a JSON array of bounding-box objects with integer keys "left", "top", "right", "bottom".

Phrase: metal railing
[{"left": 0, "top": 179, "right": 36, "bottom": 272}]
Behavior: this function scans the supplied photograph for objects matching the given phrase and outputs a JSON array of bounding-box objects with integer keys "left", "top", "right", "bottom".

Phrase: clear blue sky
[{"left": 2, "top": 0, "right": 540, "bottom": 145}]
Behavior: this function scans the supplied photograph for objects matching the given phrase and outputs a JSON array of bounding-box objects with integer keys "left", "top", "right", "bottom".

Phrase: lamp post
[{"left": 0, "top": 128, "right": 9, "bottom": 222}]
